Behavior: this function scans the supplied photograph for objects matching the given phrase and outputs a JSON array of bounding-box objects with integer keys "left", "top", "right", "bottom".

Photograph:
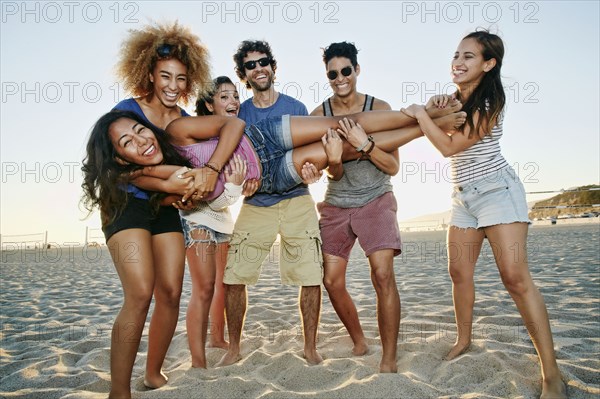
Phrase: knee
[
  {"left": 371, "top": 266, "right": 395, "bottom": 289},
  {"left": 155, "top": 284, "right": 183, "bottom": 308},
  {"left": 323, "top": 275, "right": 344, "bottom": 294},
  {"left": 125, "top": 288, "right": 154, "bottom": 313},
  {"left": 193, "top": 279, "right": 216, "bottom": 303},
  {"left": 500, "top": 270, "right": 530, "bottom": 296},
  {"left": 448, "top": 263, "right": 473, "bottom": 285}
]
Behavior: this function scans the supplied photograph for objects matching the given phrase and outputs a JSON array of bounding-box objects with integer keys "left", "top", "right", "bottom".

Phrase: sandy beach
[{"left": 1, "top": 223, "right": 598, "bottom": 398}]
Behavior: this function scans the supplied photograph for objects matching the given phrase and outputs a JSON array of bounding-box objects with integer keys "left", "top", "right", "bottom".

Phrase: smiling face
[
  {"left": 451, "top": 38, "right": 496, "bottom": 89},
  {"left": 148, "top": 58, "right": 188, "bottom": 107},
  {"left": 207, "top": 82, "right": 240, "bottom": 116},
  {"left": 109, "top": 118, "right": 163, "bottom": 166},
  {"left": 243, "top": 51, "right": 274, "bottom": 92},
  {"left": 326, "top": 56, "right": 359, "bottom": 98}
]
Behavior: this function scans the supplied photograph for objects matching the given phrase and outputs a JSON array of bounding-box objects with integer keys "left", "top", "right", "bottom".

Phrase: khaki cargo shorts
[{"left": 224, "top": 195, "right": 323, "bottom": 286}]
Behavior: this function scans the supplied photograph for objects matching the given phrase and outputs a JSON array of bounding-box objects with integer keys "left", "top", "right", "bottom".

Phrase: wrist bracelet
[
  {"left": 356, "top": 135, "right": 374, "bottom": 152},
  {"left": 355, "top": 136, "right": 371, "bottom": 152},
  {"left": 203, "top": 163, "right": 221, "bottom": 173},
  {"left": 363, "top": 139, "right": 375, "bottom": 155},
  {"left": 356, "top": 137, "right": 375, "bottom": 163}
]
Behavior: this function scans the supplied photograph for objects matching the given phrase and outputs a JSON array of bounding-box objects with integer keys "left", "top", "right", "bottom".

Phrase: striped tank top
[{"left": 450, "top": 111, "right": 508, "bottom": 185}]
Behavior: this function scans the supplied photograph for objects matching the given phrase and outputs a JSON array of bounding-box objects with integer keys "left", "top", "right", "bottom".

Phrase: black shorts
[{"left": 102, "top": 196, "right": 183, "bottom": 242}]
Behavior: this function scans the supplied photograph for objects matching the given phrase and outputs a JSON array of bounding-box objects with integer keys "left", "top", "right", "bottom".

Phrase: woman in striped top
[{"left": 403, "top": 31, "right": 566, "bottom": 398}]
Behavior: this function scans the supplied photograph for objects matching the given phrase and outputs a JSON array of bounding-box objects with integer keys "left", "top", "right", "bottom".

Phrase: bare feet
[
  {"left": 540, "top": 377, "right": 567, "bottom": 399},
  {"left": 434, "top": 112, "right": 467, "bottom": 132},
  {"left": 143, "top": 371, "right": 168, "bottom": 389},
  {"left": 108, "top": 390, "right": 131, "bottom": 399},
  {"left": 352, "top": 341, "right": 369, "bottom": 356},
  {"left": 444, "top": 342, "right": 470, "bottom": 361},
  {"left": 379, "top": 361, "right": 398, "bottom": 373},
  {"left": 426, "top": 99, "right": 462, "bottom": 119},
  {"left": 207, "top": 340, "right": 230, "bottom": 350},
  {"left": 215, "top": 350, "right": 242, "bottom": 367},
  {"left": 304, "top": 348, "right": 323, "bottom": 365},
  {"left": 191, "top": 359, "right": 207, "bottom": 369}
]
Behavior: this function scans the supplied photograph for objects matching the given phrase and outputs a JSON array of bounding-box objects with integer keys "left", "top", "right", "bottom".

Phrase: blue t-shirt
[
  {"left": 239, "top": 93, "right": 309, "bottom": 207},
  {"left": 112, "top": 98, "right": 190, "bottom": 200}
]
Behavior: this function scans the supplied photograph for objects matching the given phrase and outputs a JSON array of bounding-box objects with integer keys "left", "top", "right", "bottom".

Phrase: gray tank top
[{"left": 323, "top": 95, "right": 393, "bottom": 208}]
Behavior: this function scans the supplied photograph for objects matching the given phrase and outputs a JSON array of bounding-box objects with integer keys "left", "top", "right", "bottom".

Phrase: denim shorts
[
  {"left": 450, "top": 166, "right": 530, "bottom": 229},
  {"left": 245, "top": 115, "right": 303, "bottom": 194},
  {"left": 181, "top": 218, "right": 231, "bottom": 247}
]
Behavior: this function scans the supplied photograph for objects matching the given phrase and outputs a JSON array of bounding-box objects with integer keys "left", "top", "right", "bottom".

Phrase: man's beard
[{"left": 249, "top": 74, "right": 273, "bottom": 92}]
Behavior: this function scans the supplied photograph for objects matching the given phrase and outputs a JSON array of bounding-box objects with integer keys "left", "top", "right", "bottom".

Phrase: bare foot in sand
[
  {"left": 208, "top": 340, "right": 229, "bottom": 350},
  {"left": 352, "top": 341, "right": 369, "bottom": 356},
  {"left": 215, "top": 350, "right": 242, "bottom": 367},
  {"left": 304, "top": 348, "right": 323, "bottom": 365},
  {"left": 143, "top": 371, "right": 168, "bottom": 389},
  {"left": 379, "top": 361, "right": 398, "bottom": 373},
  {"left": 191, "top": 359, "right": 207, "bottom": 369},
  {"left": 540, "top": 377, "right": 567, "bottom": 399},
  {"left": 444, "top": 342, "right": 470, "bottom": 361}
]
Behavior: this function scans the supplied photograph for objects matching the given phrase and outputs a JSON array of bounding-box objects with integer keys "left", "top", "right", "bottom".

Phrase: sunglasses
[
  {"left": 243, "top": 57, "right": 271, "bottom": 70},
  {"left": 157, "top": 43, "right": 175, "bottom": 58},
  {"left": 327, "top": 66, "right": 353, "bottom": 80}
]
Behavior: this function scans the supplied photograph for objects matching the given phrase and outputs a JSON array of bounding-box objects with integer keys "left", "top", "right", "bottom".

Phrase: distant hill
[
  {"left": 398, "top": 209, "right": 451, "bottom": 231},
  {"left": 530, "top": 184, "right": 600, "bottom": 219}
]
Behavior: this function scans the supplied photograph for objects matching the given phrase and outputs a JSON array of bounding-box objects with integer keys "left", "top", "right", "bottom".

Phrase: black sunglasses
[
  {"left": 157, "top": 43, "right": 175, "bottom": 58},
  {"left": 243, "top": 57, "right": 271, "bottom": 70},
  {"left": 327, "top": 66, "right": 353, "bottom": 80}
]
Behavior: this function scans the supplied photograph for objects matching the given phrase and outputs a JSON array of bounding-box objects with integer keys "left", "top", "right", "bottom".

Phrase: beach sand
[{"left": 1, "top": 224, "right": 598, "bottom": 398}]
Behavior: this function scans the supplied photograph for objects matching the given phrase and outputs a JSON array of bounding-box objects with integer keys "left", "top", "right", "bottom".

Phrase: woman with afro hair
[{"left": 100, "top": 21, "right": 211, "bottom": 398}]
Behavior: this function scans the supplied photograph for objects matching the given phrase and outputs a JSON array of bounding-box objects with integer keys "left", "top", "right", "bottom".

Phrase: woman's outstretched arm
[{"left": 406, "top": 104, "right": 479, "bottom": 157}]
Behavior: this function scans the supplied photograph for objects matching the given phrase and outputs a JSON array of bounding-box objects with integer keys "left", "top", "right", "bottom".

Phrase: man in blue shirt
[{"left": 218, "top": 40, "right": 323, "bottom": 366}]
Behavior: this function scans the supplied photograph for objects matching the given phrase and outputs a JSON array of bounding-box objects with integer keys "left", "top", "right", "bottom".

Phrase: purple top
[{"left": 174, "top": 135, "right": 261, "bottom": 201}]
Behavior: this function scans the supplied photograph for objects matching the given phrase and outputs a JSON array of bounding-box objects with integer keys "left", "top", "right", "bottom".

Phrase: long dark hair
[
  {"left": 458, "top": 30, "right": 505, "bottom": 138},
  {"left": 81, "top": 110, "right": 191, "bottom": 226}
]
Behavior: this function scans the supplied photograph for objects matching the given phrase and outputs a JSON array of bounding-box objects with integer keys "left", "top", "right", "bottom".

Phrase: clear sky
[{"left": 1, "top": 1, "right": 599, "bottom": 245}]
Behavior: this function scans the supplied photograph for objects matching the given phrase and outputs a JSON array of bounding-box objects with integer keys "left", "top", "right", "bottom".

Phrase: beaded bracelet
[{"left": 203, "top": 163, "right": 221, "bottom": 173}]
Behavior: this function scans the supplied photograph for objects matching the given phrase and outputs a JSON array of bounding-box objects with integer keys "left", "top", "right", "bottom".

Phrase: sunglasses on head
[
  {"left": 157, "top": 43, "right": 175, "bottom": 58},
  {"left": 327, "top": 66, "right": 353, "bottom": 80},
  {"left": 243, "top": 57, "right": 271, "bottom": 70}
]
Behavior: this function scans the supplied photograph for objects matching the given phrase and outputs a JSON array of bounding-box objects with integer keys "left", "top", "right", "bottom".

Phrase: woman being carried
[{"left": 135, "top": 104, "right": 466, "bottom": 201}]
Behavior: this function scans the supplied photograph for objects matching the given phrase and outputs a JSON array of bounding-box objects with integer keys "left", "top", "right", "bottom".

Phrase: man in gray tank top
[{"left": 307, "top": 42, "right": 402, "bottom": 373}]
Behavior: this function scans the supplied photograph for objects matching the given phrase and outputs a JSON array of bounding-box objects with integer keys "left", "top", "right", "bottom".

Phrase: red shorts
[{"left": 317, "top": 192, "right": 402, "bottom": 260}]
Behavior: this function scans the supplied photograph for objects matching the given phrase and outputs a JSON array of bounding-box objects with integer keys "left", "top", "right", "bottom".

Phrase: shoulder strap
[
  {"left": 363, "top": 94, "right": 375, "bottom": 111},
  {"left": 323, "top": 98, "right": 334, "bottom": 116}
]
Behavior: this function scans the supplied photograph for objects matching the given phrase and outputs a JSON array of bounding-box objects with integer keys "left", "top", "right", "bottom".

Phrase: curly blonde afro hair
[{"left": 116, "top": 21, "right": 211, "bottom": 105}]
